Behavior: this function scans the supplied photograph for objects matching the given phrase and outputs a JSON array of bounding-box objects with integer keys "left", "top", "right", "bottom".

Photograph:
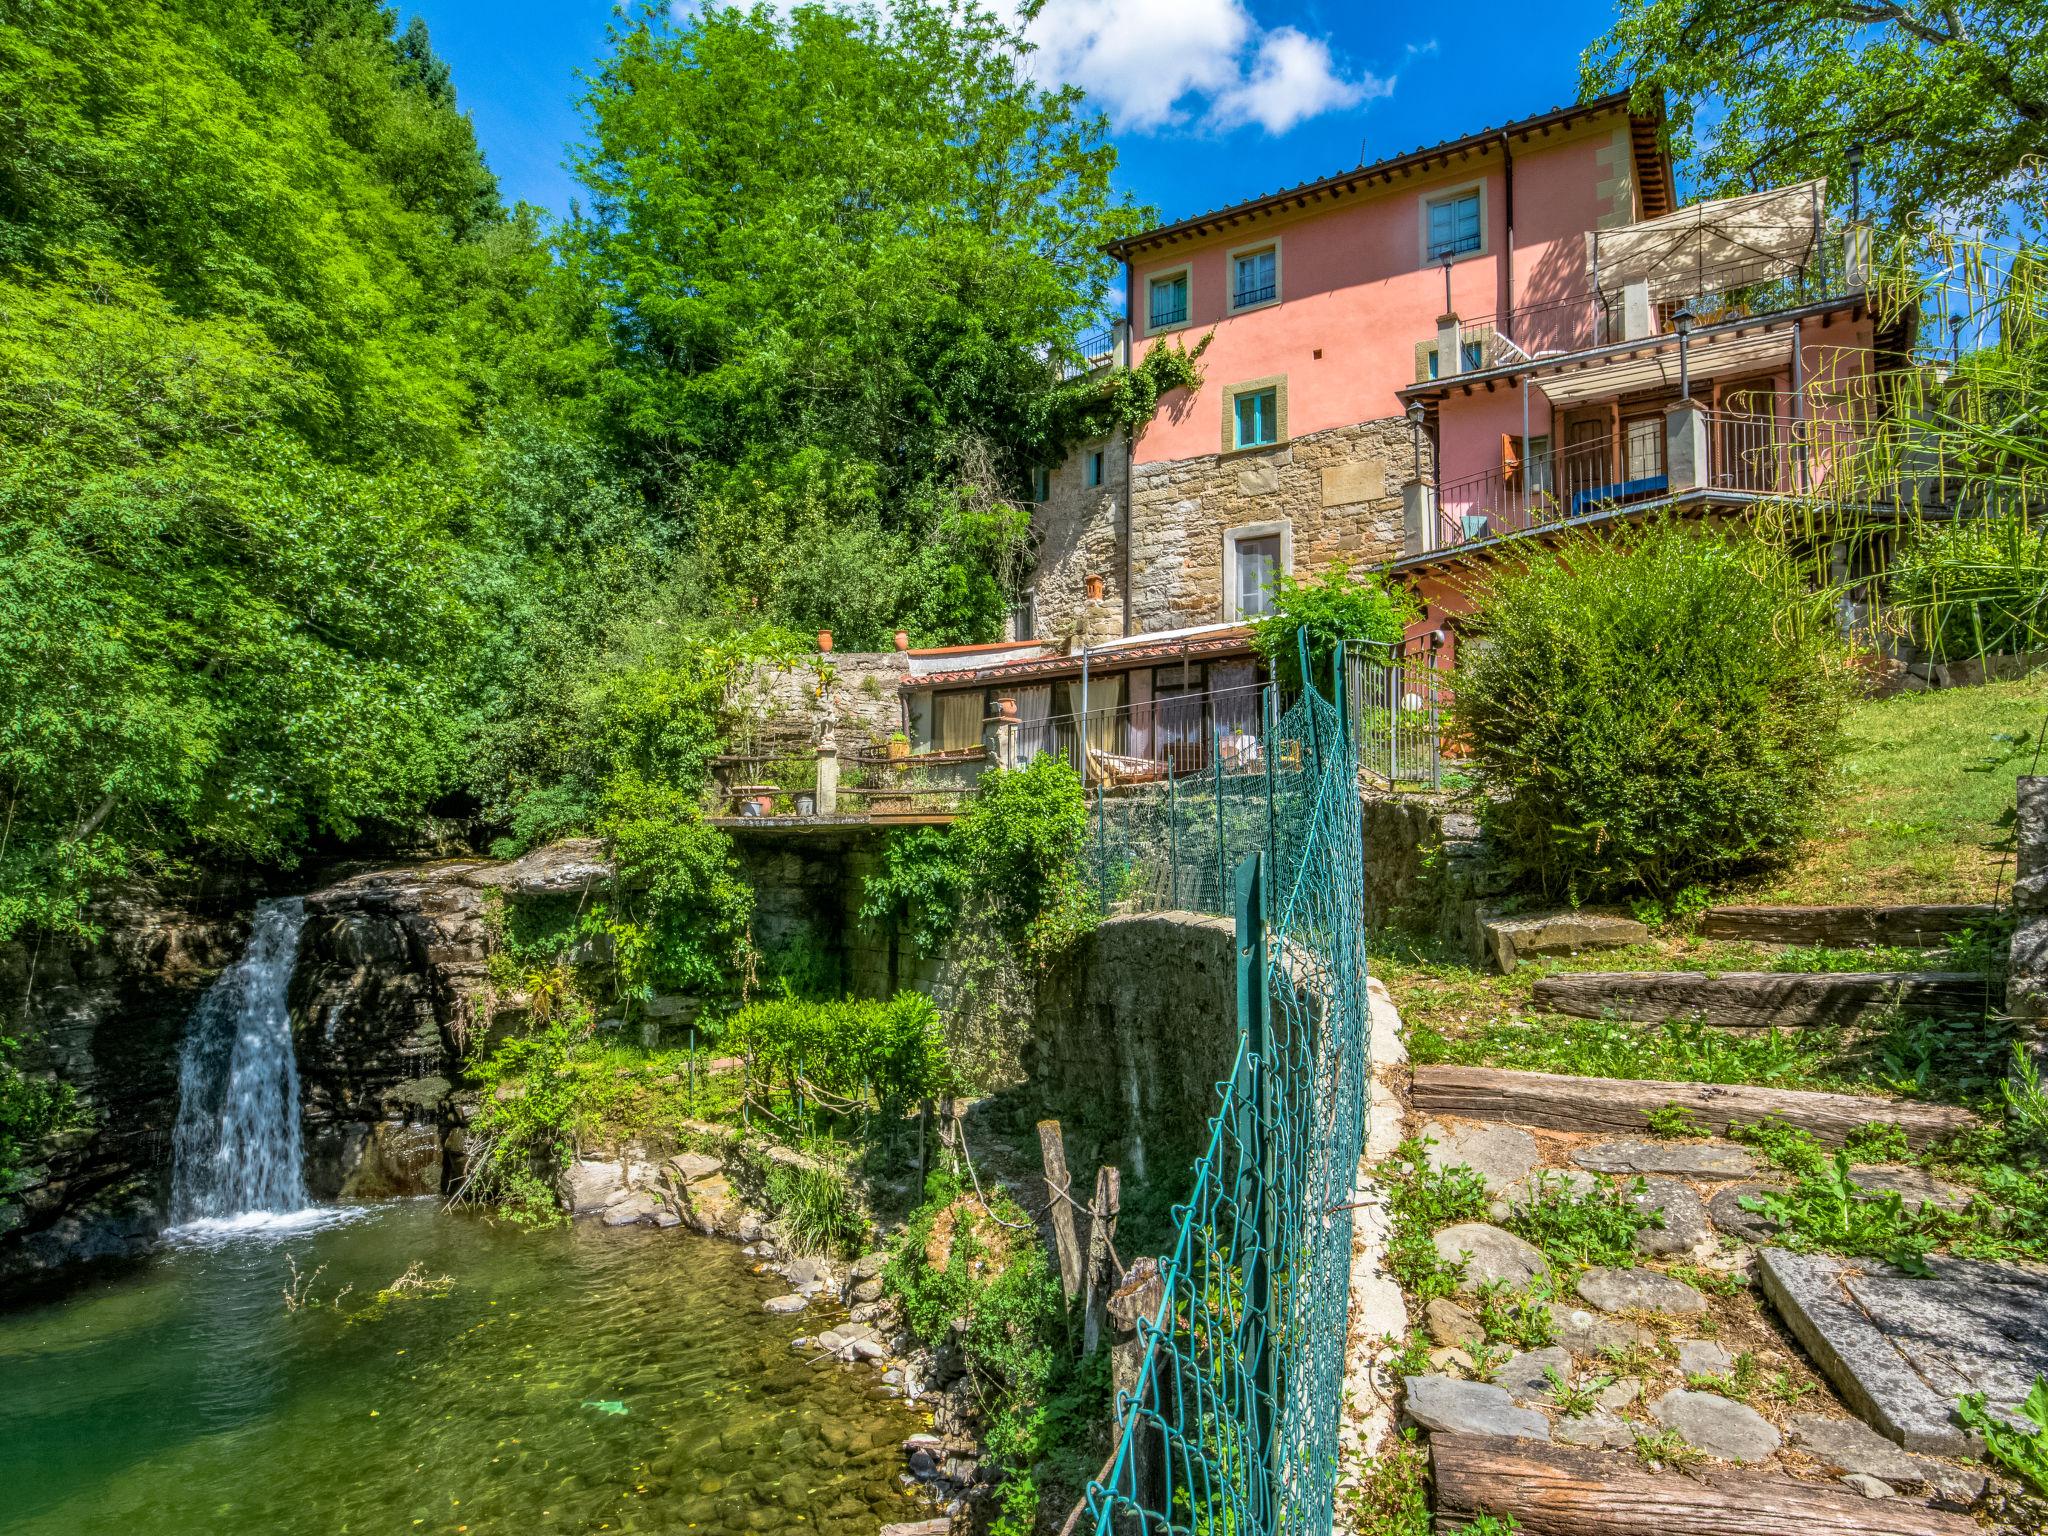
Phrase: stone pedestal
[
  {"left": 815, "top": 743, "right": 839, "bottom": 814},
  {"left": 1403, "top": 479, "right": 1436, "bottom": 558},
  {"left": 1664, "top": 399, "right": 1710, "bottom": 491}
]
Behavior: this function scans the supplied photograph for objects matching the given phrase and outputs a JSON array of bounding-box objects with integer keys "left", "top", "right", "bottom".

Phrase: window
[
  {"left": 1031, "top": 467, "right": 1050, "bottom": 502},
  {"left": 1087, "top": 450, "right": 1105, "bottom": 487},
  {"left": 1524, "top": 434, "right": 1553, "bottom": 495},
  {"left": 1009, "top": 595, "right": 1036, "bottom": 641},
  {"left": 1623, "top": 414, "right": 1665, "bottom": 483},
  {"left": 1234, "top": 387, "right": 1278, "bottom": 449},
  {"left": 1426, "top": 339, "right": 1487, "bottom": 379},
  {"left": 1426, "top": 188, "right": 1482, "bottom": 261},
  {"left": 1233, "top": 533, "right": 1282, "bottom": 618},
  {"left": 1231, "top": 245, "right": 1277, "bottom": 310},
  {"left": 1148, "top": 270, "right": 1189, "bottom": 330}
]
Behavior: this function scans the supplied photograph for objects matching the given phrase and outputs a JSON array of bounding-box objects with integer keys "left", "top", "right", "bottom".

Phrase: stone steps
[{"left": 1530, "top": 969, "right": 1993, "bottom": 1028}]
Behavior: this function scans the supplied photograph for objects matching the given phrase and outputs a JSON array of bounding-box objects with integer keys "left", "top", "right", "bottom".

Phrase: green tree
[
  {"left": 569, "top": 0, "right": 1148, "bottom": 646},
  {"left": 1584, "top": 0, "right": 2048, "bottom": 233}
]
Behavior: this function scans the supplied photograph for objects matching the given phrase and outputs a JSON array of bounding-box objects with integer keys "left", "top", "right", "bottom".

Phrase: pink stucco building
[{"left": 898, "top": 91, "right": 1896, "bottom": 765}]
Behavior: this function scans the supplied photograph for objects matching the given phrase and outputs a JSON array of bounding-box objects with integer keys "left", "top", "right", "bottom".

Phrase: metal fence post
[
  {"left": 1233, "top": 851, "right": 1279, "bottom": 1504},
  {"left": 1096, "top": 782, "right": 1108, "bottom": 915},
  {"left": 1214, "top": 728, "right": 1226, "bottom": 913},
  {"left": 1168, "top": 769, "right": 1179, "bottom": 910}
]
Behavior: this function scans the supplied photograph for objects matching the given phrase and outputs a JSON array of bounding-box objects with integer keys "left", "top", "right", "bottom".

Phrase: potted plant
[{"left": 887, "top": 731, "right": 911, "bottom": 762}]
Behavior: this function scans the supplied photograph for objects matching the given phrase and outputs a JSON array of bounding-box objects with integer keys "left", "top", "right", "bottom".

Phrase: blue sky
[{"left": 404, "top": 0, "right": 1633, "bottom": 228}]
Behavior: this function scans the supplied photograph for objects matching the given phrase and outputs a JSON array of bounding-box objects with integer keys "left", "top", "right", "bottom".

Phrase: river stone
[
  {"left": 851, "top": 1250, "right": 889, "bottom": 1281},
  {"left": 1495, "top": 1346, "right": 1574, "bottom": 1405},
  {"left": 1572, "top": 1139, "right": 1758, "bottom": 1182},
  {"left": 1421, "top": 1121, "right": 1541, "bottom": 1195},
  {"left": 669, "top": 1151, "right": 722, "bottom": 1184},
  {"left": 1424, "top": 1297, "right": 1484, "bottom": 1348},
  {"left": 559, "top": 1158, "right": 626, "bottom": 1214},
  {"left": 1708, "top": 1181, "right": 1787, "bottom": 1243},
  {"left": 1677, "top": 1339, "right": 1734, "bottom": 1378},
  {"left": 852, "top": 1277, "right": 885, "bottom": 1304},
  {"left": 1553, "top": 1306, "right": 1653, "bottom": 1356},
  {"left": 651, "top": 1205, "right": 682, "bottom": 1229},
  {"left": 1789, "top": 1414, "right": 1923, "bottom": 1483},
  {"left": 602, "top": 1192, "right": 657, "bottom": 1226},
  {"left": 1576, "top": 1266, "right": 1709, "bottom": 1317},
  {"left": 1433, "top": 1223, "right": 1552, "bottom": 1293},
  {"left": 1758, "top": 1247, "right": 2048, "bottom": 1455},
  {"left": 1402, "top": 1375, "right": 1551, "bottom": 1441},
  {"left": 1650, "top": 1389, "right": 1783, "bottom": 1462},
  {"left": 1847, "top": 1166, "right": 1971, "bottom": 1213},
  {"left": 763, "top": 1293, "right": 809, "bottom": 1315},
  {"left": 1553, "top": 1409, "right": 1636, "bottom": 1450},
  {"left": 1629, "top": 1176, "right": 1713, "bottom": 1258}
]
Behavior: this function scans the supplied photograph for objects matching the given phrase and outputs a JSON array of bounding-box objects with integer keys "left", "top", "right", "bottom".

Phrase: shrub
[
  {"left": 1251, "top": 561, "right": 1417, "bottom": 697},
  {"left": 1890, "top": 512, "right": 2048, "bottom": 661},
  {"left": 1451, "top": 522, "right": 1856, "bottom": 899},
  {"left": 766, "top": 1163, "right": 869, "bottom": 1257},
  {"left": 464, "top": 1012, "right": 593, "bottom": 1223},
  {"left": 727, "top": 991, "right": 951, "bottom": 1120}
]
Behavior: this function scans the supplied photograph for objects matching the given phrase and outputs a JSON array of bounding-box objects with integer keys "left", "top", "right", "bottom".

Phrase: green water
[{"left": 0, "top": 1203, "right": 930, "bottom": 1535}]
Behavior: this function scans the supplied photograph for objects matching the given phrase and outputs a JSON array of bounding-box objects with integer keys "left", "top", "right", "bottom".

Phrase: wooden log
[
  {"left": 1037, "top": 1119, "right": 1084, "bottom": 1302},
  {"left": 1700, "top": 903, "right": 1998, "bottom": 947},
  {"left": 1081, "top": 1166, "right": 1121, "bottom": 1356},
  {"left": 1530, "top": 970, "right": 1993, "bottom": 1028},
  {"left": 1430, "top": 1434, "right": 1979, "bottom": 1535},
  {"left": 1412, "top": 1065, "right": 1979, "bottom": 1149}
]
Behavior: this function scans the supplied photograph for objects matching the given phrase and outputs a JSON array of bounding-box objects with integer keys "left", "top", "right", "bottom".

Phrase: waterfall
[{"left": 169, "top": 897, "right": 312, "bottom": 1225}]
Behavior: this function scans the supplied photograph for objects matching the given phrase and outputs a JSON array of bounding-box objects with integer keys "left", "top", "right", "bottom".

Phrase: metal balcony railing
[
  {"left": 1232, "top": 283, "right": 1276, "bottom": 309},
  {"left": 1003, "top": 682, "right": 1271, "bottom": 786}
]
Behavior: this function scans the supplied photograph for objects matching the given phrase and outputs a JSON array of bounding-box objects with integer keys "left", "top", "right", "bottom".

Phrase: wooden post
[
  {"left": 916, "top": 1097, "right": 933, "bottom": 1191},
  {"left": 1081, "top": 1166, "right": 1121, "bottom": 1355},
  {"left": 1037, "top": 1119, "right": 1084, "bottom": 1302},
  {"left": 1106, "top": 1257, "right": 1165, "bottom": 1513}
]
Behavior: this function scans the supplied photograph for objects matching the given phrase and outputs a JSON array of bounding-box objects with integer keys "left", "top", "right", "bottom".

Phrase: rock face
[
  {"left": 292, "top": 842, "right": 611, "bottom": 1200},
  {"left": 0, "top": 880, "right": 257, "bottom": 1288}
]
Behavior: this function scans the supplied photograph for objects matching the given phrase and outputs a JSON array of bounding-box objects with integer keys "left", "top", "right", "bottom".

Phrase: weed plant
[{"left": 1507, "top": 1172, "right": 1658, "bottom": 1267}]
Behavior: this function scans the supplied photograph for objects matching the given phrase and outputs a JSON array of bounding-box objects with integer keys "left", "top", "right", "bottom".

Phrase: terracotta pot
[
  {"left": 1085, "top": 574, "right": 1105, "bottom": 601},
  {"left": 893, "top": 629, "right": 910, "bottom": 651},
  {"left": 994, "top": 696, "right": 1019, "bottom": 721},
  {"left": 817, "top": 629, "right": 833, "bottom": 653}
]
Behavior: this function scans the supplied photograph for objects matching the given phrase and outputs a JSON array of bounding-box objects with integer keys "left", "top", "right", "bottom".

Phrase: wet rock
[
  {"left": 1424, "top": 1297, "right": 1483, "bottom": 1348},
  {"left": 1789, "top": 1414, "right": 1923, "bottom": 1483},
  {"left": 1553, "top": 1306, "right": 1653, "bottom": 1357},
  {"left": 1420, "top": 1121, "right": 1541, "bottom": 1196},
  {"left": 1708, "top": 1181, "right": 1786, "bottom": 1244},
  {"left": 1677, "top": 1340, "right": 1733, "bottom": 1378},
  {"left": 1402, "top": 1375, "right": 1551, "bottom": 1441},
  {"left": 1629, "top": 1177, "right": 1714, "bottom": 1259},
  {"left": 763, "top": 1293, "right": 809, "bottom": 1315},
  {"left": 1495, "top": 1346, "right": 1574, "bottom": 1405},
  {"left": 1576, "top": 1266, "right": 1708, "bottom": 1318},
  {"left": 1572, "top": 1140, "right": 1758, "bottom": 1182},
  {"left": 1650, "top": 1389, "right": 1782, "bottom": 1463},
  {"left": 651, "top": 1206, "right": 682, "bottom": 1229},
  {"left": 1432, "top": 1223, "right": 1552, "bottom": 1293},
  {"left": 668, "top": 1151, "right": 722, "bottom": 1184},
  {"left": 560, "top": 1159, "right": 626, "bottom": 1215},
  {"left": 602, "top": 1192, "right": 657, "bottom": 1226}
]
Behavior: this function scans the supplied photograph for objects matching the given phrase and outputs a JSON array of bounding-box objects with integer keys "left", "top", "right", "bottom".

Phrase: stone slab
[
  {"left": 1709, "top": 1181, "right": 1788, "bottom": 1244},
  {"left": 1421, "top": 1120, "right": 1541, "bottom": 1196},
  {"left": 1495, "top": 1346, "right": 1574, "bottom": 1405},
  {"left": 1433, "top": 1222, "right": 1552, "bottom": 1293},
  {"left": 1788, "top": 1414, "right": 1924, "bottom": 1485},
  {"left": 1402, "top": 1374, "right": 1550, "bottom": 1441},
  {"left": 1480, "top": 909, "right": 1649, "bottom": 973},
  {"left": 1630, "top": 1175, "right": 1715, "bottom": 1259},
  {"left": 1576, "top": 1265, "right": 1709, "bottom": 1318},
  {"left": 1758, "top": 1247, "right": 2048, "bottom": 1455},
  {"left": 1650, "top": 1388, "right": 1783, "bottom": 1463},
  {"left": 1573, "top": 1138, "right": 1757, "bottom": 1181},
  {"left": 1846, "top": 1167, "right": 1971, "bottom": 1214}
]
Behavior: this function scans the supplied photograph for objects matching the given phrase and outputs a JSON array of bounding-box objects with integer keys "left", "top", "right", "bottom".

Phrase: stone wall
[
  {"left": 738, "top": 650, "right": 910, "bottom": 753},
  {"left": 1027, "top": 430, "right": 1128, "bottom": 648},
  {"left": 1360, "top": 791, "right": 1515, "bottom": 956}
]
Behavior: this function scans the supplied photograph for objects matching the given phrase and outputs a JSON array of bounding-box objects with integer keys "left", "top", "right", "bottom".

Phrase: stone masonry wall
[
  {"left": 1128, "top": 416, "right": 1411, "bottom": 634},
  {"left": 1028, "top": 430, "right": 1129, "bottom": 650},
  {"left": 739, "top": 650, "right": 909, "bottom": 752},
  {"left": 1360, "top": 791, "right": 1516, "bottom": 958}
]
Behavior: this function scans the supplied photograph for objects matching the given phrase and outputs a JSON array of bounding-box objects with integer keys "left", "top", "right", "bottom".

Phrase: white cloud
[
  {"left": 1020, "top": 0, "right": 1388, "bottom": 136},
  {"left": 1209, "top": 26, "right": 1390, "bottom": 135}
]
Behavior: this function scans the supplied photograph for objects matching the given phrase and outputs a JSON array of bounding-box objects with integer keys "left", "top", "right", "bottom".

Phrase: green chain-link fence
[{"left": 1084, "top": 654, "right": 1370, "bottom": 1535}]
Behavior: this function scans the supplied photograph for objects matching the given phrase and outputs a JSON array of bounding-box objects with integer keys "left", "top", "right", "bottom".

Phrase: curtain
[
  {"left": 934, "top": 690, "right": 984, "bottom": 752},
  {"left": 1210, "top": 662, "right": 1259, "bottom": 731},
  {"left": 1013, "top": 685, "right": 1053, "bottom": 763},
  {"left": 1126, "top": 669, "right": 1155, "bottom": 758},
  {"left": 1082, "top": 671, "right": 1125, "bottom": 758}
]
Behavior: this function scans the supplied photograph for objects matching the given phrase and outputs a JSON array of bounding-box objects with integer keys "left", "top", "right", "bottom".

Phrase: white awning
[
  {"left": 1531, "top": 326, "right": 1795, "bottom": 406},
  {"left": 1589, "top": 179, "right": 1827, "bottom": 297}
]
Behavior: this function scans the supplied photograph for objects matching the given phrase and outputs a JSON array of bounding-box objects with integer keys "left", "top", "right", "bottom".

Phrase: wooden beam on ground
[
  {"left": 1411, "top": 1065, "right": 1979, "bottom": 1148},
  {"left": 1081, "top": 1166, "right": 1120, "bottom": 1356},
  {"left": 1430, "top": 1435, "right": 1979, "bottom": 1535},
  {"left": 1530, "top": 970, "right": 1992, "bottom": 1028},
  {"left": 1037, "top": 1119, "right": 1084, "bottom": 1302},
  {"left": 1700, "top": 904, "right": 1998, "bottom": 946}
]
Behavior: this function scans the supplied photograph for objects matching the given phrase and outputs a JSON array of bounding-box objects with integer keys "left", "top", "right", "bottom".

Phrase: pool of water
[{"left": 0, "top": 1202, "right": 930, "bottom": 1535}]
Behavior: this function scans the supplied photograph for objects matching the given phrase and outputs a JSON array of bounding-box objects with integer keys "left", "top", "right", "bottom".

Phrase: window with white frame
[
  {"left": 1228, "top": 528, "right": 1285, "bottom": 620},
  {"left": 1425, "top": 188, "right": 1483, "bottom": 261},
  {"left": 1147, "top": 269, "right": 1189, "bottom": 330},
  {"left": 1231, "top": 244, "right": 1277, "bottom": 309}
]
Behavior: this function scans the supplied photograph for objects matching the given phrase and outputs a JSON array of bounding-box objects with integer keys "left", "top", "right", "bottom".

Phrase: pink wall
[{"left": 1130, "top": 125, "right": 1625, "bottom": 466}]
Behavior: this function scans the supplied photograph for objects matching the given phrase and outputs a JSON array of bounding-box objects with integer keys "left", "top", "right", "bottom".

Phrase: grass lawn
[{"left": 1744, "top": 668, "right": 2048, "bottom": 905}]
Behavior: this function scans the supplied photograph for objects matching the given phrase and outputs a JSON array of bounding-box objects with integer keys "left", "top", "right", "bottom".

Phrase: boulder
[
  {"left": 1650, "top": 1389, "right": 1782, "bottom": 1462},
  {"left": 1420, "top": 1121, "right": 1541, "bottom": 1196},
  {"left": 1432, "top": 1223, "right": 1552, "bottom": 1294},
  {"left": 1402, "top": 1375, "right": 1551, "bottom": 1441},
  {"left": 560, "top": 1159, "right": 626, "bottom": 1215},
  {"left": 1575, "top": 1266, "right": 1708, "bottom": 1318},
  {"left": 764, "top": 1293, "right": 809, "bottom": 1315},
  {"left": 602, "top": 1192, "right": 656, "bottom": 1227},
  {"left": 1482, "top": 910, "right": 1648, "bottom": 973},
  {"left": 1572, "top": 1139, "right": 1758, "bottom": 1182}
]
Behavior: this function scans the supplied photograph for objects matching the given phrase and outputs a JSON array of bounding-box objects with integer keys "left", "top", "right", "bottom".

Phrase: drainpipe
[
  {"left": 1121, "top": 257, "right": 1135, "bottom": 638},
  {"left": 1499, "top": 131, "right": 1515, "bottom": 339}
]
